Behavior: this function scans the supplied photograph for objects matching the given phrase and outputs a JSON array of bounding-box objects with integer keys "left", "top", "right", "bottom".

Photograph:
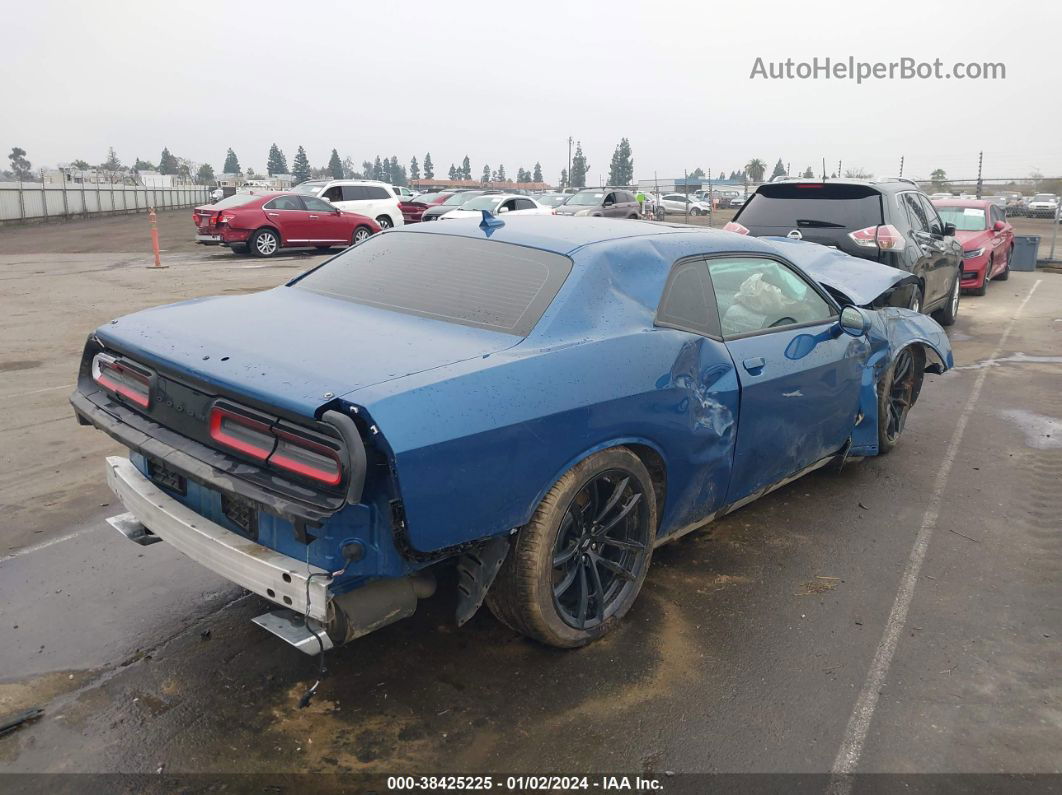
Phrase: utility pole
[
  {"left": 707, "top": 168, "right": 713, "bottom": 227},
  {"left": 822, "top": 158, "right": 827, "bottom": 179},
  {"left": 976, "top": 151, "right": 983, "bottom": 198},
  {"left": 898, "top": 156, "right": 904, "bottom": 177},
  {"left": 837, "top": 160, "right": 842, "bottom": 179},
  {"left": 567, "top": 137, "right": 573, "bottom": 190},
  {"left": 786, "top": 162, "right": 790, "bottom": 177},
  {"left": 684, "top": 169, "right": 689, "bottom": 224}
]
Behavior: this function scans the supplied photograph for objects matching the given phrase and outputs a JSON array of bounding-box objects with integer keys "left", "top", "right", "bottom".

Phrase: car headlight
[
  {"left": 576, "top": 208, "right": 593, "bottom": 216},
  {"left": 963, "top": 247, "right": 985, "bottom": 259}
]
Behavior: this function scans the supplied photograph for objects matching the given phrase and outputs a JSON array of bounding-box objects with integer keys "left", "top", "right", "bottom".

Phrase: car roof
[
  {"left": 392, "top": 215, "right": 772, "bottom": 256},
  {"left": 755, "top": 178, "right": 917, "bottom": 194}
]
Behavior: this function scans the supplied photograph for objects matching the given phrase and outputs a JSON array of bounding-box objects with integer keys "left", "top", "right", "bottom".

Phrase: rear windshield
[
  {"left": 292, "top": 232, "right": 573, "bottom": 336},
  {"left": 737, "top": 184, "right": 883, "bottom": 230},
  {"left": 212, "top": 194, "right": 261, "bottom": 209}
]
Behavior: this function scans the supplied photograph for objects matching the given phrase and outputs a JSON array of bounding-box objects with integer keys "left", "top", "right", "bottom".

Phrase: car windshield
[
  {"left": 292, "top": 232, "right": 572, "bottom": 337},
  {"left": 210, "top": 194, "right": 262, "bottom": 209},
  {"left": 537, "top": 195, "right": 568, "bottom": 206},
  {"left": 461, "top": 195, "right": 503, "bottom": 211},
  {"left": 292, "top": 181, "right": 326, "bottom": 195},
  {"left": 443, "top": 192, "right": 480, "bottom": 206},
  {"left": 567, "top": 191, "right": 605, "bottom": 206},
  {"left": 1032, "top": 194, "right": 1054, "bottom": 202},
  {"left": 935, "top": 206, "right": 986, "bottom": 231}
]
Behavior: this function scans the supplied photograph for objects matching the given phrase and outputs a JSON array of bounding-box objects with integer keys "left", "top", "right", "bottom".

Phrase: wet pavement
[{"left": 1, "top": 269, "right": 1059, "bottom": 780}]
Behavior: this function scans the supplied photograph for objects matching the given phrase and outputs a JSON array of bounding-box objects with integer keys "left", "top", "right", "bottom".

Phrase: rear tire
[
  {"left": 375, "top": 215, "right": 394, "bottom": 230},
  {"left": 908, "top": 284, "right": 924, "bottom": 314},
  {"left": 877, "top": 346, "right": 926, "bottom": 454},
  {"left": 934, "top": 273, "right": 960, "bottom": 326},
  {"left": 486, "top": 448, "right": 656, "bottom": 648},
  {"left": 249, "top": 228, "right": 280, "bottom": 258}
]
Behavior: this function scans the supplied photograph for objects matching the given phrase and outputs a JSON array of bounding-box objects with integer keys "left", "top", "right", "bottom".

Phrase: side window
[
  {"left": 902, "top": 193, "right": 929, "bottom": 233},
  {"left": 365, "top": 186, "right": 390, "bottom": 200},
  {"left": 656, "top": 259, "right": 720, "bottom": 337},
  {"left": 919, "top": 195, "right": 943, "bottom": 234},
  {"left": 303, "top": 196, "right": 335, "bottom": 212},
  {"left": 500, "top": 199, "right": 518, "bottom": 212},
  {"left": 342, "top": 186, "right": 366, "bottom": 201},
  {"left": 514, "top": 198, "right": 535, "bottom": 210},
  {"left": 707, "top": 257, "right": 835, "bottom": 337},
  {"left": 322, "top": 186, "right": 343, "bottom": 202},
  {"left": 266, "top": 195, "right": 304, "bottom": 211}
]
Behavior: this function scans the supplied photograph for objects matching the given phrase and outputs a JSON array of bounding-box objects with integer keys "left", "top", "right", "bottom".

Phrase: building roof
[{"left": 412, "top": 178, "right": 552, "bottom": 191}]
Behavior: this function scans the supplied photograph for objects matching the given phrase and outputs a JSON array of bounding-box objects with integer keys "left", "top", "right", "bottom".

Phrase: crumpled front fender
[{"left": 850, "top": 308, "right": 954, "bottom": 456}]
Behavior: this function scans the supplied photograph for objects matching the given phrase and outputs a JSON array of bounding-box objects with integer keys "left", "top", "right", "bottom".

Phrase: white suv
[{"left": 293, "top": 180, "right": 404, "bottom": 228}]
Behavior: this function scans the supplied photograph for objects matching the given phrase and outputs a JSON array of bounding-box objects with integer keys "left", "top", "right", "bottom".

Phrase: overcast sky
[{"left": 6, "top": 0, "right": 1060, "bottom": 183}]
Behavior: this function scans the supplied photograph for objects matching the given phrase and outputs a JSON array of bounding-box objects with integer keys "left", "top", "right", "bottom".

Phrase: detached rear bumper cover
[{"left": 105, "top": 455, "right": 330, "bottom": 622}]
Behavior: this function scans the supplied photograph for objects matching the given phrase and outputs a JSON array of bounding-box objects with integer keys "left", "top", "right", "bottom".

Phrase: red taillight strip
[
  {"left": 270, "top": 430, "right": 342, "bottom": 486},
  {"left": 95, "top": 371, "right": 150, "bottom": 408},
  {"left": 92, "top": 354, "right": 151, "bottom": 408},
  {"left": 208, "top": 406, "right": 274, "bottom": 460}
]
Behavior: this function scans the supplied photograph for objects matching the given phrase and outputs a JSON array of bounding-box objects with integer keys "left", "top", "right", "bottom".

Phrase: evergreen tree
[
  {"left": 223, "top": 148, "right": 241, "bottom": 174},
  {"left": 607, "top": 138, "right": 634, "bottom": 185},
  {"left": 196, "top": 163, "right": 216, "bottom": 184},
  {"left": 362, "top": 161, "right": 373, "bottom": 178},
  {"left": 689, "top": 167, "right": 705, "bottom": 180},
  {"left": 328, "top": 149, "right": 344, "bottom": 179},
  {"left": 102, "top": 147, "right": 122, "bottom": 171},
  {"left": 533, "top": 162, "right": 543, "bottom": 182},
  {"left": 481, "top": 164, "right": 491, "bottom": 184},
  {"left": 570, "top": 142, "right": 589, "bottom": 188},
  {"left": 560, "top": 168, "right": 568, "bottom": 188},
  {"left": 266, "top": 144, "right": 288, "bottom": 175},
  {"left": 423, "top": 152, "right": 434, "bottom": 179},
  {"left": 409, "top": 155, "right": 420, "bottom": 181},
  {"left": 292, "top": 146, "right": 311, "bottom": 184},
  {"left": 496, "top": 164, "right": 507, "bottom": 182},
  {"left": 133, "top": 157, "right": 154, "bottom": 172},
  {"left": 771, "top": 158, "right": 786, "bottom": 178},
  {"left": 802, "top": 166, "right": 815, "bottom": 178},
  {"left": 461, "top": 155, "right": 471, "bottom": 179},
  {"left": 389, "top": 155, "right": 403, "bottom": 186},
  {"left": 158, "top": 147, "right": 179, "bottom": 175},
  {"left": 373, "top": 156, "right": 384, "bottom": 181},
  {"left": 448, "top": 164, "right": 457, "bottom": 180}
]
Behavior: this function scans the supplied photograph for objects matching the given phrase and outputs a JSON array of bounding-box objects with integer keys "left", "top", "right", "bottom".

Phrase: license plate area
[{"left": 146, "top": 457, "right": 187, "bottom": 496}]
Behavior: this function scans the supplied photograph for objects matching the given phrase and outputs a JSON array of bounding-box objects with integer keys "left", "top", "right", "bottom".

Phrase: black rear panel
[{"left": 736, "top": 183, "right": 885, "bottom": 256}]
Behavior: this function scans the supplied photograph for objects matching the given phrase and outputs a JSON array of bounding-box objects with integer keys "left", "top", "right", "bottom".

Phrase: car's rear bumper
[{"left": 105, "top": 455, "right": 331, "bottom": 621}]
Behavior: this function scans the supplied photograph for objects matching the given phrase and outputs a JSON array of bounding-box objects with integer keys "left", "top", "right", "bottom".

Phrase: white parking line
[
  {"left": 0, "top": 384, "right": 72, "bottom": 401},
  {"left": 0, "top": 526, "right": 100, "bottom": 564},
  {"left": 829, "top": 279, "right": 1043, "bottom": 789}
]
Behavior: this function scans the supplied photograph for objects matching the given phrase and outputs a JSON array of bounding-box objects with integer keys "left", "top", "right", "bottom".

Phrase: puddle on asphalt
[{"left": 999, "top": 409, "right": 1062, "bottom": 450}]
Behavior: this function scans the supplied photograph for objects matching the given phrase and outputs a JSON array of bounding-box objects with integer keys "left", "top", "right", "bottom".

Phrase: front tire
[
  {"left": 249, "top": 228, "right": 280, "bottom": 258},
  {"left": 486, "top": 448, "right": 656, "bottom": 648},
  {"left": 971, "top": 260, "right": 990, "bottom": 296},
  {"left": 877, "top": 345, "right": 926, "bottom": 454},
  {"left": 375, "top": 215, "right": 394, "bottom": 230},
  {"left": 352, "top": 225, "right": 372, "bottom": 245}
]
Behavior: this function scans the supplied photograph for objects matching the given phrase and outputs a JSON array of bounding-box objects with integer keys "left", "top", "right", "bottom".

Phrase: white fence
[{"left": 0, "top": 181, "right": 211, "bottom": 224}]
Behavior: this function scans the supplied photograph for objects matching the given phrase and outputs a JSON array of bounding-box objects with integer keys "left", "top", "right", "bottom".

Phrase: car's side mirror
[
  {"left": 603, "top": 201, "right": 614, "bottom": 207},
  {"left": 943, "top": 223, "right": 957, "bottom": 237},
  {"left": 838, "top": 305, "right": 869, "bottom": 337},
  {"left": 993, "top": 220, "right": 1006, "bottom": 231},
  {"left": 497, "top": 206, "right": 510, "bottom": 214}
]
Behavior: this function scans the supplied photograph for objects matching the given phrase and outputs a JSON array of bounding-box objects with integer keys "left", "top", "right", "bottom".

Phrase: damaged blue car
[{"left": 70, "top": 216, "right": 952, "bottom": 652}]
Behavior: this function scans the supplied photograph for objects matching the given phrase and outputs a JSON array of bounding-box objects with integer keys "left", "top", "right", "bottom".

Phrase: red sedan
[
  {"left": 931, "top": 199, "right": 1013, "bottom": 295},
  {"left": 193, "top": 192, "right": 380, "bottom": 257},
  {"left": 399, "top": 191, "right": 455, "bottom": 223}
]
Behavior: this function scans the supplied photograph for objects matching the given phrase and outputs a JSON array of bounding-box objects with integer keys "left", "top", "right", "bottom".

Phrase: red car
[
  {"left": 399, "top": 191, "right": 455, "bottom": 223},
  {"left": 193, "top": 192, "right": 380, "bottom": 257},
  {"left": 931, "top": 199, "right": 1013, "bottom": 295}
]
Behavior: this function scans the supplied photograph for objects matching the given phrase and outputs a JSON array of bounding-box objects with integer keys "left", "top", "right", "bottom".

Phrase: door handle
[
  {"left": 267, "top": 212, "right": 279, "bottom": 217},
  {"left": 742, "top": 356, "right": 766, "bottom": 374},
  {"left": 308, "top": 215, "right": 319, "bottom": 219}
]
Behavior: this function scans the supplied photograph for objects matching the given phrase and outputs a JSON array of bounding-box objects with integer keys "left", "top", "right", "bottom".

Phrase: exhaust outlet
[{"left": 327, "top": 571, "right": 436, "bottom": 645}]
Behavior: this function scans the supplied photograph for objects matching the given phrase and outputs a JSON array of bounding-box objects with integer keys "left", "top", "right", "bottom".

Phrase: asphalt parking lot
[{"left": 1, "top": 210, "right": 1060, "bottom": 782}]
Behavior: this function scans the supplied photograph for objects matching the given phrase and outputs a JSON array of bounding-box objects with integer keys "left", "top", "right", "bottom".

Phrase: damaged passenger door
[{"left": 706, "top": 255, "right": 865, "bottom": 505}]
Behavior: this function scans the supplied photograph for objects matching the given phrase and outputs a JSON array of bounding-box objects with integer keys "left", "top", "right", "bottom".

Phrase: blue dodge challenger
[{"left": 71, "top": 216, "right": 952, "bottom": 652}]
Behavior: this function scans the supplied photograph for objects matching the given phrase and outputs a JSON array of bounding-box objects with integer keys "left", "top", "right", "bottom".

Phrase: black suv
[{"left": 730, "top": 179, "right": 963, "bottom": 324}]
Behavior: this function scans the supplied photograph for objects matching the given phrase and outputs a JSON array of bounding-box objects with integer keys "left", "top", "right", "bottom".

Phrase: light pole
[{"left": 567, "top": 136, "right": 573, "bottom": 190}]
